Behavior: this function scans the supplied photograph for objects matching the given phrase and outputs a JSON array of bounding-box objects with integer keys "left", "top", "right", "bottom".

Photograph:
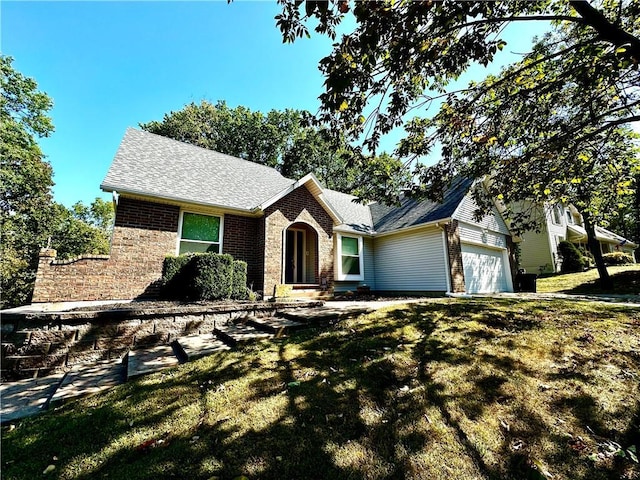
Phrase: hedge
[
  {"left": 161, "top": 254, "right": 193, "bottom": 299},
  {"left": 602, "top": 252, "right": 635, "bottom": 266},
  {"left": 161, "top": 253, "right": 248, "bottom": 301},
  {"left": 231, "top": 260, "right": 248, "bottom": 300}
]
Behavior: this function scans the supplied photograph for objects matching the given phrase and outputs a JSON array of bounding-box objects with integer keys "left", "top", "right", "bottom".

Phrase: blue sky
[{"left": 3, "top": 1, "right": 547, "bottom": 208}]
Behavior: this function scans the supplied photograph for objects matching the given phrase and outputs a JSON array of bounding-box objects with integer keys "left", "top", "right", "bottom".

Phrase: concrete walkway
[{"left": 2, "top": 294, "right": 636, "bottom": 424}]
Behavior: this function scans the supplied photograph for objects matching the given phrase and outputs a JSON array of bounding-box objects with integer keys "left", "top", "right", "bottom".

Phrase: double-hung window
[
  {"left": 178, "top": 212, "right": 222, "bottom": 254},
  {"left": 337, "top": 234, "right": 364, "bottom": 281}
]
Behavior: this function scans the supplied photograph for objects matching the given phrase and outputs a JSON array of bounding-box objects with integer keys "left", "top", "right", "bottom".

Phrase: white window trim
[
  {"left": 335, "top": 233, "right": 364, "bottom": 281},
  {"left": 176, "top": 210, "right": 224, "bottom": 255}
]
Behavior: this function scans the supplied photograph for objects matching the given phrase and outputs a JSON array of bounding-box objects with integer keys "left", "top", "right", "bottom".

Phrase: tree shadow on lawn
[
  {"left": 558, "top": 269, "right": 640, "bottom": 295},
  {"left": 2, "top": 301, "right": 638, "bottom": 480}
]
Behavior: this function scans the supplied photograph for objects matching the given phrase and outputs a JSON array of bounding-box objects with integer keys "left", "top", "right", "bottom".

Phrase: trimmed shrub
[
  {"left": 558, "top": 241, "right": 587, "bottom": 273},
  {"left": 231, "top": 260, "right": 248, "bottom": 300},
  {"left": 577, "top": 247, "right": 595, "bottom": 268},
  {"left": 190, "top": 253, "right": 234, "bottom": 301},
  {"left": 161, "top": 254, "right": 193, "bottom": 299},
  {"left": 161, "top": 253, "right": 248, "bottom": 301},
  {"left": 603, "top": 252, "right": 635, "bottom": 266}
]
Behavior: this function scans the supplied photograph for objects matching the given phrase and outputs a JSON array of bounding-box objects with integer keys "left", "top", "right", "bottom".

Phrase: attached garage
[{"left": 461, "top": 243, "right": 510, "bottom": 293}]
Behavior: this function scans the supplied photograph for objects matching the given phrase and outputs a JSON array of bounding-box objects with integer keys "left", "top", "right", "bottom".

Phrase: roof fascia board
[
  {"left": 374, "top": 217, "right": 452, "bottom": 238},
  {"left": 254, "top": 173, "right": 344, "bottom": 224},
  {"left": 333, "top": 225, "right": 375, "bottom": 237}
]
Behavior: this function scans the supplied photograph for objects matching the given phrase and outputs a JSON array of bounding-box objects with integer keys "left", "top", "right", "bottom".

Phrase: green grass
[
  {"left": 537, "top": 264, "right": 640, "bottom": 295},
  {"left": 2, "top": 298, "right": 639, "bottom": 480}
]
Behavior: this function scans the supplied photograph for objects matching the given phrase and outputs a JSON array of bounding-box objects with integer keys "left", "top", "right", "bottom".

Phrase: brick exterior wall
[
  {"left": 263, "top": 186, "right": 334, "bottom": 297},
  {"left": 32, "top": 198, "right": 180, "bottom": 302},
  {"left": 222, "top": 214, "right": 263, "bottom": 291},
  {"left": 445, "top": 220, "right": 466, "bottom": 293}
]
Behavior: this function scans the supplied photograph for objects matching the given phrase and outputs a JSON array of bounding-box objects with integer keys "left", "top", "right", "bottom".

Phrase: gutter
[{"left": 100, "top": 186, "right": 259, "bottom": 217}]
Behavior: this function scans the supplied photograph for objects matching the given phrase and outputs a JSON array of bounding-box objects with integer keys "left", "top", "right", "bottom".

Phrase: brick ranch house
[{"left": 32, "top": 128, "right": 518, "bottom": 303}]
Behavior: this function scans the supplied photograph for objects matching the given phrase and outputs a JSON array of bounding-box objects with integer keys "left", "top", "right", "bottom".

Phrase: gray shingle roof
[
  {"left": 101, "top": 128, "right": 473, "bottom": 234},
  {"left": 321, "top": 189, "right": 375, "bottom": 234},
  {"left": 370, "top": 177, "right": 474, "bottom": 233},
  {"left": 101, "top": 128, "right": 295, "bottom": 211}
]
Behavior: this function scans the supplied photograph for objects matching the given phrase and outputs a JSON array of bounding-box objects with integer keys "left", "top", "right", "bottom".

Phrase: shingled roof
[
  {"left": 101, "top": 128, "right": 472, "bottom": 233},
  {"left": 370, "top": 176, "right": 474, "bottom": 233},
  {"left": 321, "top": 189, "right": 375, "bottom": 234},
  {"left": 101, "top": 128, "right": 295, "bottom": 212}
]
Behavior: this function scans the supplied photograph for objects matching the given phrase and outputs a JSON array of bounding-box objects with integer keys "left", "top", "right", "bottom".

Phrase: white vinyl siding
[
  {"left": 519, "top": 229, "right": 556, "bottom": 274},
  {"left": 458, "top": 222, "right": 507, "bottom": 249},
  {"left": 461, "top": 243, "right": 510, "bottom": 293},
  {"left": 373, "top": 227, "right": 447, "bottom": 292},
  {"left": 453, "top": 194, "right": 510, "bottom": 235}
]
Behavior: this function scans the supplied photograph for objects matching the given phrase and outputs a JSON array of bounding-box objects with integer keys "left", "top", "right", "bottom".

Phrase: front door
[{"left": 285, "top": 229, "right": 305, "bottom": 283}]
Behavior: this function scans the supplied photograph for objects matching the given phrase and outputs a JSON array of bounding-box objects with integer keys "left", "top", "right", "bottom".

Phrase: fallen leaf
[
  {"left": 500, "top": 419, "right": 510, "bottom": 432},
  {"left": 43, "top": 465, "right": 56, "bottom": 475}
]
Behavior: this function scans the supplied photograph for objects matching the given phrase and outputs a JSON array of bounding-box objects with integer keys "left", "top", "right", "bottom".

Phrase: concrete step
[
  {"left": 214, "top": 322, "right": 272, "bottom": 347},
  {"left": 245, "top": 316, "right": 307, "bottom": 337},
  {"left": 51, "top": 359, "right": 126, "bottom": 404},
  {"left": 174, "top": 334, "right": 230, "bottom": 361},
  {"left": 127, "top": 344, "right": 180, "bottom": 380},
  {"left": 0, "top": 373, "right": 65, "bottom": 423},
  {"left": 278, "top": 305, "right": 372, "bottom": 324},
  {"left": 287, "top": 289, "right": 333, "bottom": 300}
]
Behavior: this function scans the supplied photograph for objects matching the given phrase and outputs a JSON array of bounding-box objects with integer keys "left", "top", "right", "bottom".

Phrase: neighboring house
[
  {"left": 32, "top": 128, "right": 517, "bottom": 303},
  {"left": 517, "top": 202, "right": 637, "bottom": 274}
]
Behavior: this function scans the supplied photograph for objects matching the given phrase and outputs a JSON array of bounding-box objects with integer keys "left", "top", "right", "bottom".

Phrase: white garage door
[{"left": 461, "top": 243, "right": 509, "bottom": 293}]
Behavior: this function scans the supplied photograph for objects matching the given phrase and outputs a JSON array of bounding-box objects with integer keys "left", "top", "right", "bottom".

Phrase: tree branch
[
  {"left": 441, "top": 15, "right": 586, "bottom": 36},
  {"left": 569, "top": 0, "right": 640, "bottom": 62}
]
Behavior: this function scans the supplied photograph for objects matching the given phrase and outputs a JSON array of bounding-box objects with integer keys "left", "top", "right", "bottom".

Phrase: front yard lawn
[
  {"left": 2, "top": 298, "right": 639, "bottom": 480},
  {"left": 537, "top": 264, "right": 640, "bottom": 295}
]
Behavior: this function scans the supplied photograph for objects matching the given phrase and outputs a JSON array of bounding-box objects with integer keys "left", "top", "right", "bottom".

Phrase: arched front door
[{"left": 284, "top": 222, "right": 318, "bottom": 284}]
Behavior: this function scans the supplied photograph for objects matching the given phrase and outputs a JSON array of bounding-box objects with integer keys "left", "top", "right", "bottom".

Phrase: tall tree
[
  {"left": 141, "top": 100, "right": 301, "bottom": 168},
  {"left": 141, "top": 100, "right": 406, "bottom": 194},
  {"left": 1, "top": 55, "right": 56, "bottom": 308},
  {"left": 274, "top": 1, "right": 640, "bottom": 287},
  {"left": 50, "top": 198, "right": 114, "bottom": 260},
  {"left": 408, "top": 25, "right": 639, "bottom": 287},
  {"left": 276, "top": 1, "right": 639, "bottom": 153},
  {"left": 1, "top": 57, "right": 113, "bottom": 308}
]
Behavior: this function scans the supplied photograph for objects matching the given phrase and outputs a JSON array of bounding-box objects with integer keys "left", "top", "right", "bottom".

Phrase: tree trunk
[{"left": 582, "top": 212, "right": 612, "bottom": 290}]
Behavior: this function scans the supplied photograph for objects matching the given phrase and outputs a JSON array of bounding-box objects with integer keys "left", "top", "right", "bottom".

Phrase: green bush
[
  {"left": 231, "top": 260, "right": 248, "bottom": 300},
  {"left": 602, "top": 252, "right": 635, "bottom": 266},
  {"left": 161, "top": 253, "right": 249, "bottom": 301},
  {"left": 577, "top": 247, "right": 595, "bottom": 268},
  {"left": 558, "top": 241, "right": 587, "bottom": 273},
  {"left": 190, "top": 253, "right": 234, "bottom": 301},
  {"left": 161, "top": 254, "right": 193, "bottom": 299}
]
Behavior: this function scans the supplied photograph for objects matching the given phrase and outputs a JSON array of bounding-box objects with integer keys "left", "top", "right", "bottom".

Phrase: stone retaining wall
[{"left": 1, "top": 301, "right": 321, "bottom": 381}]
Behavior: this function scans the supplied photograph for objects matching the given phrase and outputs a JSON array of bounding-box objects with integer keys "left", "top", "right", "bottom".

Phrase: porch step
[
  {"left": 127, "top": 344, "right": 180, "bottom": 380},
  {"left": 245, "top": 316, "right": 307, "bottom": 336},
  {"left": 174, "top": 334, "right": 230, "bottom": 361},
  {"left": 278, "top": 305, "right": 372, "bottom": 325},
  {"left": 51, "top": 359, "right": 125, "bottom": 404},
  {"left": 287, "top": 289, "right": 333, "bottom": 300},
  {"left": 213, "top": 322, "right": 272, "bottom": 347}
]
